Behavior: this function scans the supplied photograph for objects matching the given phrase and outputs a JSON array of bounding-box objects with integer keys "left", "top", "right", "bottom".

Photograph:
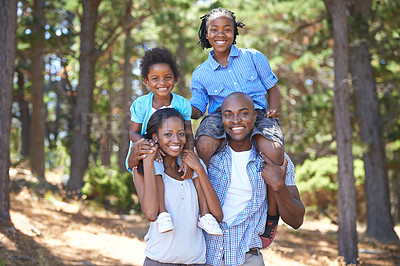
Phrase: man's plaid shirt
[{"left": 205, "top": 144, "right": 296, "bottom": 266}]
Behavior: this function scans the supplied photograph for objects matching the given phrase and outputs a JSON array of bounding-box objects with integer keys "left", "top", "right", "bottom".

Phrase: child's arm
[
  {"left": 182, "top": 150, "right": 223, "bottom": 222},
  {"left": 131, "top": 121, "right": 164, "bottom": 162},
  {"left": 184, "top": 120, "right": 195, "bottom": 151},
  {"left": 179, "top": 120, "right": 195, "bottom": 180},
  {"left": 133, "top": 142, "right": 159, "bottom": 222},
  {"left": 266, "top": 85, "right": 281, "bottom": 118},
  {"left": 130, "top": 121, "right": 144, "bottom": 142},
  {"left": 191, "top": 105, "right": 203, "bottom": 120}
]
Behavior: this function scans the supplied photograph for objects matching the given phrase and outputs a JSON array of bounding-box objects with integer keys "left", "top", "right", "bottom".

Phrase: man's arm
[{"left": 260, "top": 153, "right": 305, "bottom": 229}]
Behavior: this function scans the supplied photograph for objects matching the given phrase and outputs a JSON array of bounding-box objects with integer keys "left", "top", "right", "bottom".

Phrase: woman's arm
[
  {"left": 182, "top": 150, "right": 223, "bottom": 222},
  {"left": 133, "top": 143, "right": 159, "bottom": 222}
]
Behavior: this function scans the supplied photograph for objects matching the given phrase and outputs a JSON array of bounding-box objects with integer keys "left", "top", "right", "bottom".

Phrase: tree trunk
[
  {"left": 391, "top": 171, "right": 400, "bottom": 224},
  {"left": 324, "top": 0, "right": 358, "bottom": 263},
  {"left": 0, "top": 0, "right": 17, "bottom": 222},
  {"left": 100, "top": 115, "right": 112, "bottom": 167},
  {"left": 29, "top": 0, "right": 46, "bottom": 179},
  {"left": 118, "top": 0, "right": 133, "bottom": 172},
  {"left": 17, "top": 69, "right": 30, "bottom": 159},
  {"left": 176, "top": 37, "right": 187, "bottom": 97},
  {"left": 348, "top": 0, "right": 399, "bottom": 243},
  {"left": 68, "top": 0, "right": 101, "bottom": 192}
]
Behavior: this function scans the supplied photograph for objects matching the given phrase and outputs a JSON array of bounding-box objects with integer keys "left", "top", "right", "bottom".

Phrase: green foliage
[
  {"left": 82, "top": 166, "right": 138, "bottom": 212},
  {"left": 296, "top": 156, "right": 365, "bottom": 194}
]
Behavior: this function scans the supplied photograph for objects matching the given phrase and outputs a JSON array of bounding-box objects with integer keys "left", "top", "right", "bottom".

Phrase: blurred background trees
[{"left": 1, "top": 0, "right": 399, "bottom": 261}]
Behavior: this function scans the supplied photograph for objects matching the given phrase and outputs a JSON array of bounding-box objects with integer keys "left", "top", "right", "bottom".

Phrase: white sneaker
[
  {"left": 156, "top": 212, "right": 174, "bottom": 233},
  {"left": 198, "top": 214, "right": 222, "bottom": 235}
]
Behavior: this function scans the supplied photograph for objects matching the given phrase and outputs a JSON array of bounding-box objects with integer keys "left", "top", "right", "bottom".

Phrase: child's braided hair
[{"left": 198, "top": 7, "right": 245, "bottom": 49}]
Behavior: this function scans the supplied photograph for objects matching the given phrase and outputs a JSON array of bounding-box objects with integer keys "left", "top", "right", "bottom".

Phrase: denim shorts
[{"left": 195, "top": 109, "right": 284, "bottom": 148}]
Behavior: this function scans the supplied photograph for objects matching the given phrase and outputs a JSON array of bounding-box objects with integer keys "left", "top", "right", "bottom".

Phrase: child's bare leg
[
  {"left": 193, "top": 177, "right": 209, "bottom": 216},
  {"left": 195, "top": 135, "right": 222, "bottom": 168},
  {"left": 255, "top": 134, "right": 284, "bottom": 215},
  {"left": 156, "top": 175, "right": 167, "bottom": 213}
]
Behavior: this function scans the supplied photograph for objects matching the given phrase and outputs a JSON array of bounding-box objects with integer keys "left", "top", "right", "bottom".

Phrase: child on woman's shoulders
[{"left": 126, "top": 47, "right": 222, "bottom": 235}]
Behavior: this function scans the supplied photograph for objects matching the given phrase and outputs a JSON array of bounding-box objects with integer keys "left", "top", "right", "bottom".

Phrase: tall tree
[
  {"left": 348, "top": 0, "right": 399, "bottom": 243},
  {"left": 29, "top": 0, "right": 46, "bottom": 179},
  {"left": 323, "top": 0, "right": 358, "bottom": 263},
  {"left": 16, "top": 68, "right": 30, "bottom": 159},
  {"left": 68, "top": 0, "right": 102, "bottom": 191},
  {"left": 0, "top": 0, "right": 18, "bottom": 222},
  {"left": 118, "top": 0, "right": 133, "bottom": 172}
]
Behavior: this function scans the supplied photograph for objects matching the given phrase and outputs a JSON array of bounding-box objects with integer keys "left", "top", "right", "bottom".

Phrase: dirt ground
[{"left": 0, "top": 168, "right": 399, "bottom": 266}]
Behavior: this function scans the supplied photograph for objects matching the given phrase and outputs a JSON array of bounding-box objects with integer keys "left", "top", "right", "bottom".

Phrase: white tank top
[{"left": 144, "top": 172, "right": 206, "bottom": 264}]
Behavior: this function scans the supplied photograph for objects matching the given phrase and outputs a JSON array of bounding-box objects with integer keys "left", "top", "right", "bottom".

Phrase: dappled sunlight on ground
[{"left": 1, "top": 167, "right": 399, "bottom": 265}]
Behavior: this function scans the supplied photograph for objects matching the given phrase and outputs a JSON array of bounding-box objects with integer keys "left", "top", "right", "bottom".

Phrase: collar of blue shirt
[{"left": 208, "top": 45, "right": 240, "bottom": 70}]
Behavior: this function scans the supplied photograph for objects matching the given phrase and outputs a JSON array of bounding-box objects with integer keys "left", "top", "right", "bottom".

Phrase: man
[
  {"left": 127, "top": 92, "right": 305, "bottom": 265},
  {"left": 205, "top": 92, "right": 305, "bottom": 266}
]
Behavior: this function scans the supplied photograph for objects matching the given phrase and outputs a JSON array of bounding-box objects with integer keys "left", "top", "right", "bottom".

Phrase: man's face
[{"left": 222, "top": 95, "right": 257, "bottom": 146}]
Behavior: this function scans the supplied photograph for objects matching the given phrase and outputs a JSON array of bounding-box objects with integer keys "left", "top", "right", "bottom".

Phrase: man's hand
[
  {"left": 128, "top": 138, "right": 156, "bottom": 170},
  {"left": 260, "top": 152, "right": 287, "bottom": 192},
  {"left": 265, "top": 109, "right": 280, "bottom": 118}
]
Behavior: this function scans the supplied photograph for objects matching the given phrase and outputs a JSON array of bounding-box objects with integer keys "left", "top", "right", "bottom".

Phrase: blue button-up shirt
[
  {"left": 206, "top": 144, "right": 295, "bottom": 266},
  {"left": 190, "top": 45, "right": 278, "bottom": 115}
]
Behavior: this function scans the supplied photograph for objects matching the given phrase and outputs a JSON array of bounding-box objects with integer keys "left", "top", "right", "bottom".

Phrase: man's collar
[
  {"left": 207, "top": 45, "right": 239, "bottom": 70},
  {"left": 222, "top": 141, "right": 258, "bottom": 158}
]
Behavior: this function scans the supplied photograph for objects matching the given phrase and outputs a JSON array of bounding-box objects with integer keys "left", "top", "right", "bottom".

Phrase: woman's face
[{"left": 153, "top": 116, "right": 186, "bottom": 157}]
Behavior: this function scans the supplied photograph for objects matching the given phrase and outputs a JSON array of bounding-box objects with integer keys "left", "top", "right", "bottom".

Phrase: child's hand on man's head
[{"left": 265, "top": 109, "right": 280, "bottom": 118}]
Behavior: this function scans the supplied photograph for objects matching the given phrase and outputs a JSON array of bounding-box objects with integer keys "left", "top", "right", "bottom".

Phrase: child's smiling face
[
  {"left": 206, "top": 16, "right": 235, "bottom": 55},
  {"left": 144, "top": 63, "right": 176, "bottom": 98}
]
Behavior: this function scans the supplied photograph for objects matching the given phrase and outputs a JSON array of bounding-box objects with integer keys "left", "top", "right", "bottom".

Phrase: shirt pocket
[
  {"left": 207, "top": 83, "right": 225, "bottom": 96},
  {"left": 242, "top": 70, "right": 258, "bottom": 82}
]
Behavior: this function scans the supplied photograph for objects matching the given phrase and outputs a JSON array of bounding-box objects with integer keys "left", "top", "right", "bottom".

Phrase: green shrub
[
  {"left": 82, "top": 166, "right": 139, "bottom": 212},
  {"left": 295, "top": 156, "right": 365, "bottom": 194},
  {"left": 295, "top": 156, "right": 365, "bottom": 219}
]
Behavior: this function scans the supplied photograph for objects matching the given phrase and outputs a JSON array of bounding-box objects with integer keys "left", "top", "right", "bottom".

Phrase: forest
[{"left": 0, "top": 0, "right": 399, "bottom": 265}]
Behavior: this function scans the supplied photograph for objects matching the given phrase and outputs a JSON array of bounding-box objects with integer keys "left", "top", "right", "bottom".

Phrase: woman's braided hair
[{"left": 198, "top": 7, "right": 245, "bottom": 49}]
